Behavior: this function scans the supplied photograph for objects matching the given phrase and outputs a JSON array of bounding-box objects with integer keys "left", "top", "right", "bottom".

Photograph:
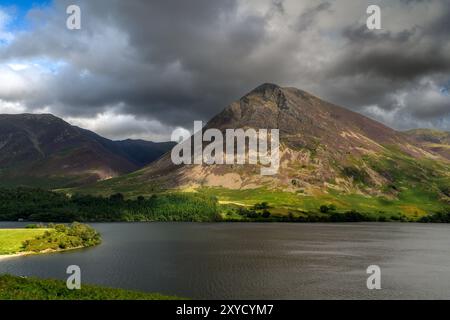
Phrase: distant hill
[
  {"left": 80, "top": 84, "right": 450, "bottom": 219},
  {"left": 0, "top": 114, "right": 174, "bottom": 188}
]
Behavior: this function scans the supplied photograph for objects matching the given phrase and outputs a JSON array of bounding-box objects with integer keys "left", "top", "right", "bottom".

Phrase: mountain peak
[
  {"left": 245, "top": 83, "right": 316, "bottom": 107},
  {"left": 253, "top": 82, "right": 281, "bottom": 91},
  {"left": 239, "top": 83, "right": 290, "bottom": 111},
  {"left": 248, "top": 83, "right": 283, "bottom": 98}
]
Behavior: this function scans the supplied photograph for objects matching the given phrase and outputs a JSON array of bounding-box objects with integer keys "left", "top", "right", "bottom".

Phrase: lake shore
[
  {"left": 2, "top": 222, "right": 450, "bottom": 299},
  {"left": 0, "top": 223, "right": 101, "bottom": 262},
  {"left": 0, "top": 252, "right": 31, "bottom": 261},
  {"left": 0, "top": 246, "right": 85, "bottom": 261}
]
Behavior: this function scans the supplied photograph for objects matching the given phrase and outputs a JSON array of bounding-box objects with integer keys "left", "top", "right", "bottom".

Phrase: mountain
[
  {"left": 0, "top": 114, "right": 174, "bottom": 188},
  {"left": 76, "top": 128, "right": 175, "bottom": 167},
  {"left": 404, "top": 129, "right": 450, "bottom": 160},
  {"left": 74, "top": 84, "right": 450, "bottom": 218}
]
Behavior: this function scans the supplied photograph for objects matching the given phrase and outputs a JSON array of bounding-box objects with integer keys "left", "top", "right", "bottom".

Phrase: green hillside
[{"left": 63, "top": 85, "right": 450, "bottom": 222}]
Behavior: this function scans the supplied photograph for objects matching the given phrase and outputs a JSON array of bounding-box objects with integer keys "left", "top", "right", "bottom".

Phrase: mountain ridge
[
  {"left": 79, "top": 83, "right": 450, "bottom": 219},
  {"left": 0, "top": 113, "right": 174, "bottom": 188}
]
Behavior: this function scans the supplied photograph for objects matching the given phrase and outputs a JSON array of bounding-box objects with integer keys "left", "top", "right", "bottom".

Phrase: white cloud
[
  {"left": 65, "top": 110, "right": 175, "bottom": 142},
  {"left": 0, "top": 0, "right": 449, "bottom": 141},
  {"left": 0, "top": 99, "right": 26, "bottom": 113},
  {"left": 0, "top": 63, "right": 50, "bottom": 100},
  {"left": 7, "top": 63, "right": 29, "bottom": 71}
]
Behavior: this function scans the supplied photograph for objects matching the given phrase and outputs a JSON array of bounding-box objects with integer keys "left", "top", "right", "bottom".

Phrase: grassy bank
[
  {"left": 0, "top": 223, "right": 101, "bottom": 257},
  {"left": 0, "top": 275, "right": 181, "bottom": 300},
  {"left": 0, "top": 229, "right": 51, "bottom": 255}
]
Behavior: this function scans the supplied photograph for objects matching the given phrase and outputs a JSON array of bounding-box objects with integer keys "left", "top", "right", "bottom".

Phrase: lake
[{"left": 1, "top": 222, "right": 450, "bottom": 299}]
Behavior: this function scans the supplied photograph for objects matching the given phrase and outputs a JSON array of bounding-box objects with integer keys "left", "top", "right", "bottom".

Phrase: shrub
[
  {"left": 262, "top": 210, "right": 271, "bottom": 218},
  {"left": 253, "top": 202, "right": 270, "bottom": 210},
  {"left": 22, "top": 223, "right": 101, "bottom": 252},
  {"left": 319, "top": 204, "right": 336, "bottom": 214}
]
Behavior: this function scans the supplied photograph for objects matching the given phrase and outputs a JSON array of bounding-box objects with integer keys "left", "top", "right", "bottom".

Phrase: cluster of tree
[
  {"left": 233, "top": 202, "right": 272, "bottom": 220},
  {"left": 281, "top": 211, "right": 408, "bottom": 223},
  {"left": 22, "top": 222, "right": 101, "bottom": 252},
  {"left": 0, "top": 188, "right": 218, "bottom": 222},
  {"left": 226, "top": 202, "right": 407, "bottom": 222},
  {"left": 319, "top": 204, "right": 337, "bottom": 213},
  {"left": 228, "top": 201, "right": 409, "bottom": 222},
  {"left": 418, "top": 210, "right": 450, "bottom": 223}
]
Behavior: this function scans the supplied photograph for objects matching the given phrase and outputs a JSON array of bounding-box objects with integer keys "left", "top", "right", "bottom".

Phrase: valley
[
  {"left": 0, "top": 84, "right": 449, "bottom": 223},
  {"left": 62, "top": 84, "right": 450, "bottom": 222},
  {"left": 0, "top": 114, "right": 174, "bottom": 188}
]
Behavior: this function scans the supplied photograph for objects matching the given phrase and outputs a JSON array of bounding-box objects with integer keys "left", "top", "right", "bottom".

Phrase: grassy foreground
[{"left": 0, "top": 275, "right": 181, "bottom": 300}]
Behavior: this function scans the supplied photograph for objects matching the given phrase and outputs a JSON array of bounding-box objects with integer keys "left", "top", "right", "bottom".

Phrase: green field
[
  {"left": 0, "top": 224, "right": 101, "bottom": 256},
  {"left": 0, "top": 275, "right": 181, "bottom": 300},
  {"left": 0, "top": 229, "right": 50, "bottom": 255},
  {"left": 205, "top": 186, "right": 446, "bottom": 215}
]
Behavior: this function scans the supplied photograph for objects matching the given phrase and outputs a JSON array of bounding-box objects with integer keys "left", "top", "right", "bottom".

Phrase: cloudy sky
[{"left": 0, "top": 0, "right": 449, "bottom": 141}]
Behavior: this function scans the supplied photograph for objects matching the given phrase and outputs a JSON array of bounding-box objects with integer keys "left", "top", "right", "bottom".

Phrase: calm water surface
[{"left": 1, "top": 222, "right": 450, "bottom": 299}]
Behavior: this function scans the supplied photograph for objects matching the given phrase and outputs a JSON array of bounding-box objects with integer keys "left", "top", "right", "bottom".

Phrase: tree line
[{"left": 0, "top": 188, "right": 218, "bottom": 222}]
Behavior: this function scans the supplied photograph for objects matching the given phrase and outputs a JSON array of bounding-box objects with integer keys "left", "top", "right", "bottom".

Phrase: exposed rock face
[{"left": 130, "top": 83, "right": 448, "bottom": 197}]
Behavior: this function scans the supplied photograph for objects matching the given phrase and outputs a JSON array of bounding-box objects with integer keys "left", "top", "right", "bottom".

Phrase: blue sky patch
[{"left": 0, "top": 0, "right": 52, "bottom": 31}]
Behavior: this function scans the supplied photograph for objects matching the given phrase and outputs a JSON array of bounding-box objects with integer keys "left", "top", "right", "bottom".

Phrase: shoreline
[
  {"left": 0, "top": 246, "right": 86, "bottom": 262},
  {"left": 1, "top": 220, "right": 448, "bottom": 225}
]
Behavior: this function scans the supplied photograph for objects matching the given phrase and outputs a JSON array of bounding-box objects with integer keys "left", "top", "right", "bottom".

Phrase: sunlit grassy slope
[
  {"left": 0, "top": 229, "right": 50, "bottom": 255},
  {"left": 64, "top": 143, "right": 450, "bottom": 221}
]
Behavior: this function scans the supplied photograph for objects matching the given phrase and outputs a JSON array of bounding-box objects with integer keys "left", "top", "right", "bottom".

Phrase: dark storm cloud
[
  {"left": 1, "top": 0, "right": 286, "bottom": 128},
  {"left": 317, "top": 0, "right": 450, "bottom": 122},
  {"left": 296, "top": 2, "right": 331, "bottom": 32},
  {"left": 0, "top": 0, "right": 449, "bottom": 140},
  {"left": 332, "top": 25, "right": 450, "bottom": 81}
]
